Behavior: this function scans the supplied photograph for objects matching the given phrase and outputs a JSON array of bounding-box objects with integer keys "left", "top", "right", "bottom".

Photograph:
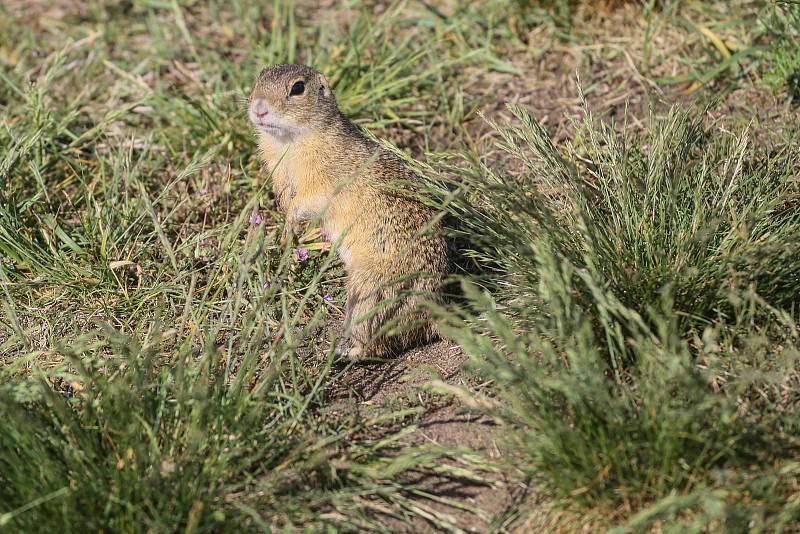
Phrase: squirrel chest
[{"left": 258, "top": 133, "right": 359, "bottom": 268}]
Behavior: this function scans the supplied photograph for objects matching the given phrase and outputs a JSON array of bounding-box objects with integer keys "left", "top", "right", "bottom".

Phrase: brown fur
[{"left": 249, "top": 64, "right": 448, "bottom": 359}]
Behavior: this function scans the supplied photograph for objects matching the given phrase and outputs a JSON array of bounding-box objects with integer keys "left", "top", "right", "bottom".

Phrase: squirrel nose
[{"left": 251, "top": 98, "right": 269, "bottom": 119}]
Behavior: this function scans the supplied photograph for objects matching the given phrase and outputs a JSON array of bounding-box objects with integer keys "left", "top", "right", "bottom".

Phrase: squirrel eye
[{"left": 289, "top": 81, "right": 305, "bottom": 96}]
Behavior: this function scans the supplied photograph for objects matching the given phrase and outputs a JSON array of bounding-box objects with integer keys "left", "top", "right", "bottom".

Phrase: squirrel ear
[{"left": 318, "top": 74, "right": 332, "bottom": 99}]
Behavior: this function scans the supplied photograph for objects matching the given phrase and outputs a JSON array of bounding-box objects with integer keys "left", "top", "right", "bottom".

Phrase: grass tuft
[
  {"left": 427, "top": 100, "right": 800, "bottom": 528},
  {"left": 433, "top": 101, "right": 800, "bottom": 328}
]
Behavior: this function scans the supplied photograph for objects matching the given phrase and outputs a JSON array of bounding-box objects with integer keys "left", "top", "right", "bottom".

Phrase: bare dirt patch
[{"left": 332, "top": 340, "right": 529, "bottom": 532}]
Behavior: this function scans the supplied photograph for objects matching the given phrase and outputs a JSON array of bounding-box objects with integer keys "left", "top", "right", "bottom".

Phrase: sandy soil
[{"left": 329, "top": 339, "right": 529, "bottom": 533}]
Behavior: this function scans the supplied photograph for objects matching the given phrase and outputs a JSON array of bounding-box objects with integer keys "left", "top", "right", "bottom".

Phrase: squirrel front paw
[
  {"left": 280, "top": 216, "right": 303, "bottom": 245},
  {"left": 280, "top": 223, "right": 293, "bottom": 245},
  {"left": 280, "top": 201, "right": 305, "bottom": 245}
]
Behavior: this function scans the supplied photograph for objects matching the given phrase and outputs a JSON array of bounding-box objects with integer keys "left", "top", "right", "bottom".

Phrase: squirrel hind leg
[
  {"left": 340, "top": 281, "right": 400, "bottom": 360},
  {"left": 341, "top": 280, "right": 440, "bottom": 360},
  {"left": 335, "top": 341, "right": 372, "bottom": 362}
]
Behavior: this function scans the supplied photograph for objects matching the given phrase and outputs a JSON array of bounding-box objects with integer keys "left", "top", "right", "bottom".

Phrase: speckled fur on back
[{"left": 249, "top": 64, "right": 448, "bottom": 358}]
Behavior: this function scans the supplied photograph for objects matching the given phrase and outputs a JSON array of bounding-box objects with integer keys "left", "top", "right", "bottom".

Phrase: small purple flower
[
  {"left": 296, "top": 248, "right": 309, "bottom": 262},
  {"left": 263, "top": 281, "right": 270, "bottom": 289},
  {"left": 198, "top": 188, "right": 209, "bottom": 196},
  {"left": 249, "top": 212, "right": 264, "bottom": 226},
  {"left": 323, "top": 293, "right": 333, "bottom": 302}
]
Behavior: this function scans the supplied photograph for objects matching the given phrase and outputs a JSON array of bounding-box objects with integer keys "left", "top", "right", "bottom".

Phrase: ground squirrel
[{"left": 248, "top": 64, "right": 448, "bottom": 359}]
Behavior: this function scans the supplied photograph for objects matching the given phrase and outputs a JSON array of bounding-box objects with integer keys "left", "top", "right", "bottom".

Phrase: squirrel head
[{"left": 248, "top": 64, "right": 337, "bottom": 142}]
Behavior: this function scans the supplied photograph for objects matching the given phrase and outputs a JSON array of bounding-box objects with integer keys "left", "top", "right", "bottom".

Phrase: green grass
[
  {"left": 437, "top": 102, "right": 800, "bottom": 326},
  {"left": 427, "top": 102, "right": 800, "bottom": 529},
  {"left": 1, "top": 309, "right": 442, "bottom": 531},
  {"left": 2, "top": 0, "right": 800, "bottom": 531},
  {"left": 761, "top": 1, "right": 800, "bottom": 100}
]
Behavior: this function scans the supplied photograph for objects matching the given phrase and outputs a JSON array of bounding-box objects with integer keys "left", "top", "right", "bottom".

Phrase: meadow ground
[{"left": 1, "top": 0, "right": 799, "bottom": 532}]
